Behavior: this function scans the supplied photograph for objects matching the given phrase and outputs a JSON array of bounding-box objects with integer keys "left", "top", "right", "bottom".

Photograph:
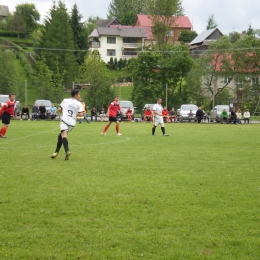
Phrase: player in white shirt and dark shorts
[
  {"left": 152, "top": 98, "right": 169, "bottom": 136},
  {"left": 50, "top": 89, "right": 84, "bottom": 160}
]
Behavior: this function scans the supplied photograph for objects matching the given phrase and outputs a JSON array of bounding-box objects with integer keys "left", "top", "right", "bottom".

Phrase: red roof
[{"left": 135, "top": 14, "right": 192, "bottom": 29}]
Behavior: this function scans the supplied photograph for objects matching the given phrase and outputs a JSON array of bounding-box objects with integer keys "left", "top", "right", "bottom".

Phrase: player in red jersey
[
  {"left": 102, "top": 96, "right": 125, "bottom": 136},
  {"left": 0, "top": 93, "right": 16, "bottom": 138},
  {"left": 144, "top": 107, "right": 153, "bottom": 123},
  {"left": 126, "top": 107, "right": 132, "bottom": 121}
]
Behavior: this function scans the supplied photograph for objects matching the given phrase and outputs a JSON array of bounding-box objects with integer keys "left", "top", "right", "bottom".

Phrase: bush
[{"left": 0, "top": 31, "right": 26, "bottom": 38}]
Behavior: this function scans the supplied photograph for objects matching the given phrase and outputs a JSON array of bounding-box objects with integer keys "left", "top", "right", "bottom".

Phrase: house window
[
  {"left": 123, "top": 38, "right": 138, "bottom": 43},
  {"left": 252, "top": 77, "right": 258, "bottom": 84},
  {"left": 223, "top": 76, "right": 231, "bottom": 84},
  {"left": 107, "top": 37, "right": 116, "bottom": 44},
  {"left": 107, "top": 49, "right": 116, "bottom": 56}
]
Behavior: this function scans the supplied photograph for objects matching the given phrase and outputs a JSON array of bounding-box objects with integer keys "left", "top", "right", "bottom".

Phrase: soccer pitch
[{"left": 1, "top": 120, "right": 260, "bottom": 259}]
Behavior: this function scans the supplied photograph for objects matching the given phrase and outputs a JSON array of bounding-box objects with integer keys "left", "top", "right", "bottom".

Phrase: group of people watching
[
  {"left": 143, "top": 107, "right": 177, "bottom": 123},
  {"left": 221, "top": 108, "right": 250, "bottom": 124},
  {"left": 20, "top": 103, "right": 57, "bottom": 121}
]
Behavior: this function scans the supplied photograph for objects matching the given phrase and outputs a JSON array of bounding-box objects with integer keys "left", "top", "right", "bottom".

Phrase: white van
[
  {"left": 118, "top": 100, "right": 135, "bottom": 121},
  {"left": 0, "top": 94, "right": 20, "bottom": 116},
  {"left": 210, "top": 105, "right": 230, "bottom": 122}
]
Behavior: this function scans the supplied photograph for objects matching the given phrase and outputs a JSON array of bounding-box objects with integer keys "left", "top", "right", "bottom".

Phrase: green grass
[{"left": 1, "top": 121, "right": 260, "bottom": 259}]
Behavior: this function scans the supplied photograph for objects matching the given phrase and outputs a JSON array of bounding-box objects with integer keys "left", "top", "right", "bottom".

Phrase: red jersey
[
  {"left": 108, "top": 101, "right": 121, "bottom": 117},
  {"left": 162, "top": 109, "right": 168, "bottom": 116},
  {"left": 126, "top": 109, "right": 132, "bottom": 115},
  {"left": 0, "top": 100, "right": 15, "bottom": 116},
  {"left": 145, "top": 109, "right": 152, "bottom": 116}
]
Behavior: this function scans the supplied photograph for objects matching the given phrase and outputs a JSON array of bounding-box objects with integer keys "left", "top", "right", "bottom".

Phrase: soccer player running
[
  {"left": 102, "top": 96, "right": 125, "bottom": 136},
  {"left": 50, "top": 89, "right": 84, "bottom": 160},
  {"left": 152, "top": 98, "right": 169, "bottom": 136},
  {"left": 0, "top": 93, "right": 16, "bottom": 138}
]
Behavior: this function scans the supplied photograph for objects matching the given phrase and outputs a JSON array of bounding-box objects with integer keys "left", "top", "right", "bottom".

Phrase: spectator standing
[
  {"left": 169, "top": 108, "right": 176, "bottom": 122},
  {"left": 91, "top": 107, "right": 97, "bottom": 121},
  {"left": 0, "top": 93, "right": 16, "bottom": 138},
  {"left": 79, "top": 99, "right": 90, "bottom": 123},
  {"left": 32, "top": 103, "right": 38, "bottom": 120},
  {"left": 144, "top": 107, "right": 153, "bottom": 123},
  {"left": 102, "top": 96, "right": 125, "bottom": 136},
  {"left": 50, "top": 103, "right": 57, "bottom": 120},
  {"left": 236, "top": 109, "right": 242, "bottom": 124},
  {"left": 230, "top": 108, "right": 237, "bottom": 124},
  {"left": 20, "top": 105, "right": 30, "bottom": 120},
  {"left": 243, "top": 109, "right": 250, "bottom": 124},
  {"left": 99, "top": 107, "right": 106, "bottom": 122},
  {"left": 196, "top": 107, "right": 204, "bottom": 123},
  {"left": 39, "top": 103, "right": 46, "bottom": 120}
]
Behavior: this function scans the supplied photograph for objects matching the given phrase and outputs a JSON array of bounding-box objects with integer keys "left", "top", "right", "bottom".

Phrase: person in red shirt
[
  {"left": 0, "top": 93, "right": 16, "bottom": 138},
  {"left": 144, "top": 107, "right": 153, "bottom": 123},
  {"left": 162, "top": 107, "right": 169, "bottom": 123},
  {"left": 126, "top": 107, "right": 132, "bottom": 121},
  {"left": 102, "top": 96, "right": 125, "bottom": 136}
]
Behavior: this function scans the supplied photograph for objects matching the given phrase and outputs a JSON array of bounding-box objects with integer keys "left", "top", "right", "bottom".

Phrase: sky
[{"left": 2, "top": 0, "right": 260, "bottom": 35}]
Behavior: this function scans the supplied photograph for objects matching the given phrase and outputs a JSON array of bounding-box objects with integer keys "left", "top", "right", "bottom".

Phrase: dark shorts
[
  {"left": 2, "top": 112, "right": 11, "bottom": 125},
  {"left": 109, "top": 117, "right": 118, "bottom": 122}
]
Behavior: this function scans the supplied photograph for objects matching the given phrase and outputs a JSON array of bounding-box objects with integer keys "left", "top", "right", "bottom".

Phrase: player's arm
[
  {"left": 120, "top": 108, "right": 125, "bottom": 116},
  {"left": 58, "top": 106, "right": 62, "bottom": 112}
]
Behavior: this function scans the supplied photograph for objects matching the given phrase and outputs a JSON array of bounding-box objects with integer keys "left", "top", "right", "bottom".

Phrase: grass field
[{"left": 1, "top": 120, "right": 260, "bottom": 259}]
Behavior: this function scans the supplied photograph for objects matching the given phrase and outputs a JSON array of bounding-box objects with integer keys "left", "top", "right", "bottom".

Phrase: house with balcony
[
  {"left": 89, "top": 25, "right": 146, "bottom": 63},
  {"left": 0, "top": 5, "right": 9, "bottom": 23}
]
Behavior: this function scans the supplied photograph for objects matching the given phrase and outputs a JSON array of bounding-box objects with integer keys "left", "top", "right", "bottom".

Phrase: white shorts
[
  {"left": 154, "top": 117, "right": 164, "bottom": 127},
  {"left": 60, "top": 121, "right": 74, "bottom": 133}
]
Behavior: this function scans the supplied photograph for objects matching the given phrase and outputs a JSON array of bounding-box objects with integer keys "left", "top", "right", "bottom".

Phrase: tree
[
  {"left": 228, "top": 31, "right": 241, "bottom": 44},
  {"left": 246, "top": 24, "right": 255, "bottom": 36},
  {"left": 178, "top": 30, "right": 198, "bottom": 43},
  {"left": 129, "top": 51, "right": 163, "bottom": 110},
  {"left": 147, "top": 0, "right": 180, "bottom": 50},
  {"left": 107, "top": 0, "right": 147, "bottom": 25},
  {"left": 206, "top": 14, "right": 218, "bottom": 30},
  {"left": 76, "top": 53, "right": 114, "bottom": 109},
  {"left": 37, "top": 1, "right": 77, "bottom": 85},
  {"left": 14, "top": 3, "right": 40, "bottom": 37},
  {"left": 0, "top": 50, "right": 19, "bottom": 95},
  {"left": 69, "top": 4, "right": 88, "bottom": 65},
  {"left": 7, "top": 13, "right": 26, "bottom": 38}
]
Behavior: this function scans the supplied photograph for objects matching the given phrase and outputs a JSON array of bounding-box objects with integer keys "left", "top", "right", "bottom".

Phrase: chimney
[{"left": 118, "top": 24, "right": 121, "bottom": 30}]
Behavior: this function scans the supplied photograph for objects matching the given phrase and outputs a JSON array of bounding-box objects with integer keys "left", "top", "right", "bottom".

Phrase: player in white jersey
[
  {"left": 50, "top": 89, "right": 84, "bottom": 160},
  {"left": 152, "top": 98, "right": 169, "bottom": 136}
]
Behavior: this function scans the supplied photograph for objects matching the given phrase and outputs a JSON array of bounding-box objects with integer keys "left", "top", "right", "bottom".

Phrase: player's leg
[
  {"left": 116, "top": 120, "right": 121, "bottom": 135},
  {"left": 0, "top": 113, "right": 10, "bottom": 138},
  {"left": 160, "top": 120, "right": 169, "bottom": 136},
  {"left": 50, "top": 132, "right": 63, "bottom": 158},
  {"left": 152, "top": 118, "right": 159, "bottom": 135},
  {"left": 102, "top": 120, "right": 112, "bottom": 135}
]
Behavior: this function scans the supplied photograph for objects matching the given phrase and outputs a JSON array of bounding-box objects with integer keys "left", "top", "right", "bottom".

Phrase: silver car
[
  {"left": 177, "top": 104, "right": 198, "bottom": 121},
  {"left": 210, "top": 105, "right": 230, "bottom": 122}
]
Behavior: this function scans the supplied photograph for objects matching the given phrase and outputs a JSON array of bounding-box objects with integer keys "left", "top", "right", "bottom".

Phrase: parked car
[
  {"left": 34, "top": 100, "right": 52, "bottom": 114},
  {"left": 118, "top": 100, "right": 135, "bottom": 121},
  {"left": 141, "top": 104, "right": 156, "bottom": 119},
  {"left": 177, "top": 104, "right": 198, "bottom": 122},
  {"left": 210, "top": 105, "right": 230, "bottom": 122},
  {"left": 0, "top": 94, "right": 20, "bottom": 116}
]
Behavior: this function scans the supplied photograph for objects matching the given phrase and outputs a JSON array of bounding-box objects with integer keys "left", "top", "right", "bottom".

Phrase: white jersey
[
  {"left": 153, "top": 103, "right": 163, "bottom": 119},
  {"left": 60, "top": 98, "right": 84, "bottom": 126}
]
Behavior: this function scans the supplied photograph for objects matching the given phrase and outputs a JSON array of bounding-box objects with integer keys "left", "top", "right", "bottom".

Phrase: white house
[{"left": 89, "top": 25, "right": 147, "bottom": 63}]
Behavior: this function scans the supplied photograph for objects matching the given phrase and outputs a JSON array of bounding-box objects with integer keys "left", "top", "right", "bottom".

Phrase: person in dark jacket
[
  {"left": 20, "top": 105, "right": 30, "bottom": 120},
  {"left": 38, "top": 103, "right": 46, "bottom": 120},
  {"left": 230, "top": 108, "right": 237, "bottom": 124},
  {"left": 196, "top": 107, "right": 204, "bottom": 123}
]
